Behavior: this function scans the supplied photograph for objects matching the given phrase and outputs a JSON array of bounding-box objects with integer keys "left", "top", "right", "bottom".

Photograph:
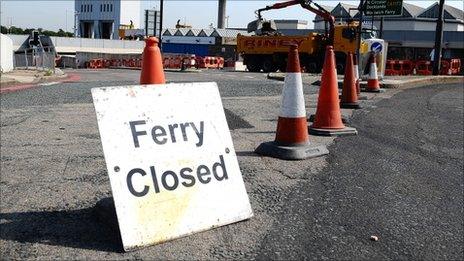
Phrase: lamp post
[
  {"left": 74, "top": 11, "right": 79, "bottom": 37},
  {"left": 66, "top": 9, "right": 68, "bottom": 33},
  {"left": 159, "top": 0, "right": 163, "bottom": 49},
  {"left": 357, "top": 0, "right": 365, "bottom": 77},
  {"left": 432, "top": 0, "right": 445, "bottom": 75}
]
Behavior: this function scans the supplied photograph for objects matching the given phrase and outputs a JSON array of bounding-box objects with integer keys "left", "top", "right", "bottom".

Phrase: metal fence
[{"left": 14, "top": 48, "right": 56, "bottom": 70}]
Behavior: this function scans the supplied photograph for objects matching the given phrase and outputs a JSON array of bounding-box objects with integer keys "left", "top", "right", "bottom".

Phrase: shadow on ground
[{"left": 0, "top": 205, "right": 124, "bottom": 253}]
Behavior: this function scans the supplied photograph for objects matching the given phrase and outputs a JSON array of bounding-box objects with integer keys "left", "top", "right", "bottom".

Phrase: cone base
[
  {"left": 309, "top": 114, "right": 350, "bottom": 124},
  {"left": 255, "top": 141, "right": 329, "bottom": 160},
  {"left": 340, "top": 102, "right": 362, "bottom": 109},
  {"left": 363, "top": 88, "right": 385, "bottom": 93},
  {"left": 340, "top": 94, "right": 368, "bottom": 100},
  {"left": 309, "top": 126, "right": 358, "bottom": 136}
]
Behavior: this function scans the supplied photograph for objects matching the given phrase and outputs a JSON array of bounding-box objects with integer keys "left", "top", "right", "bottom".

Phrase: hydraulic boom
[{"left": 255, "top": 0, "right": 335, "bottom": 44}]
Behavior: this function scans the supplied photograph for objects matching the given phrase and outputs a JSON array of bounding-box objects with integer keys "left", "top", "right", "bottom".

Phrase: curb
[
  {"left": 268, "top": 73, "right": 463, "bottom": 89},
  {"left": 375, "top": 76, "right": 463, "bottom": 89},
  {"left": 0, "top": 73, "right": 71, "bottom": 94}
]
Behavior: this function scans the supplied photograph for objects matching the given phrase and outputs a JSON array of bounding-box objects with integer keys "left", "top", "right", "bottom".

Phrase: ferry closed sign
[
  {"left": 92, "top": 82, "right": 253, "bottom": 251},
  {"left": 364, "top": 0, "right": 403, "bottom": 16}
]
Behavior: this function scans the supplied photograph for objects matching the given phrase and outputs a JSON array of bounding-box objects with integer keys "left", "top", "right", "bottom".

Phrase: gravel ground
[{"left": 1, "top": 69, "right": 461, "bottom": 259}]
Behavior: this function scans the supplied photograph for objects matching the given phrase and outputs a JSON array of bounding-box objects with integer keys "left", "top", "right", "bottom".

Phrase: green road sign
[{"left": 364, "top": 0, "right": 403, "bottom": 16}]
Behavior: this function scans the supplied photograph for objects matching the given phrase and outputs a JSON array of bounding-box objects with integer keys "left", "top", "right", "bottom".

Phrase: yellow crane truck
[{"left": 237, "top": 0, "right": 386, "bottom": 74}]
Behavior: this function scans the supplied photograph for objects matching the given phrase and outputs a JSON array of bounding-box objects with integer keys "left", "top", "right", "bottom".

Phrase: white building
[
  {"left": 313, "top": 2, "right": 464, "bottom": 59},
  {"left": 274, "top": 20, "right": 309, "bottom": 30},
  {"left": 75, "top": 0, "right": 141, "bottom": 39},
  {"left": 314, "top": 2, "right": 464, "bottom": 32}
]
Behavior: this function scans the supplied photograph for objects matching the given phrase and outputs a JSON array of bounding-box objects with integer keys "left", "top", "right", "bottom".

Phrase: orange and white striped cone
[
  {"left": 353, "top": 54, "right": 368, "bottom": 100},
  {"left": 365, "top": 52, "right": 384, "bottom": 93},
  {"left": 340, "top": 53, "right": 361, "bottom": 109},
  {"left": 353, "top": 54, "right": 361, "bottom": 94},
  {"left": 255, "top": 45, "right": 328, "bottom": 160}
]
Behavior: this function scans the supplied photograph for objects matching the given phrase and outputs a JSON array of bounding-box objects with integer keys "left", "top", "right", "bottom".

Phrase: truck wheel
[
  {"left": 335, "top": 53, "right": 347, "bottom": 75},
  {"left": 247, "top": 61, "right": 261, "bottom": 72},
  {"left": 336, "top": 62, "right": 345, "bottom": 75},
  {"left": 306, "top": 62, "right": 317, "bottom": 73},
  {"left": 278, "top": 62, "right": 287, "bottom": 72},
  {"left": 262, "top": 59, "right": 275, "bottom": 73}
]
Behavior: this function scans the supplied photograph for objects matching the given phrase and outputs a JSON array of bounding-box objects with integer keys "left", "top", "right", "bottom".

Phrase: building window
[
  {"left": 90, "top": 5, "right": 92, "bottom": 12},
  {"left": 106, "top": 4, "right": 109, "bottom": 12},
  {"left": 81, "top": 4, "right": 83, "bottom": 12},
  {"left": 110, "top": 4, "right": 113, "bottom": 12}
]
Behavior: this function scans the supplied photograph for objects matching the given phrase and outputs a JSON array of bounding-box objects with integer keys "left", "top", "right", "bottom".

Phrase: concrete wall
[
  {"left": 8, "top": 34, "right": 144, "bottom": 54},
  {"left": 52, "top": 36, "right": 144, "bottom": 53},
  {"left": 0, "top": 34, "right": 14, "bottom": 73},
  {"left": 8, "top": 34, "right": 29, "bottom": 50}
]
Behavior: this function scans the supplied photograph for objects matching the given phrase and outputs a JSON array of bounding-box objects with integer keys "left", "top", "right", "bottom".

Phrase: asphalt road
[
  {"left": 256, "top": 82, "right": 463, "bottom": 260},
  {"left": 1, "top": 69, "right": 462, "bottom": 260},
  {"left": 1, "top": 69, "right": 293, "bottom": 109}
]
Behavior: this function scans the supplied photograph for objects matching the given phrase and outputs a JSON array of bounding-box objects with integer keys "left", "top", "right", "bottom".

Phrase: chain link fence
[{"left": 14, "top": 48, "right": 56, "bottom": 71}]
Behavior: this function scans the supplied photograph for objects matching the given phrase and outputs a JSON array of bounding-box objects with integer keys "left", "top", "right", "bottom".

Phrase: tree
[
  {"left": 0, "top": 25, "right": 73, "bottom": 37},
  {"left": 9, "top": 26, "right": 24, "bottom": 34}
]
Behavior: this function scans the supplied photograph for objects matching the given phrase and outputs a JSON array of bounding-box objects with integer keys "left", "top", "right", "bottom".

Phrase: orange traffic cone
[
  {"left": 309, "top": 46, "right": 357, "bottom": 136},
  {"left": 353, "top": 54, "right": 361, "bottom": 94},
  {"left": 365, "top": 52, "right": 383, "bottom": 93},
  {"left": 353, "top": 54, "right": 368, "bottom": 100},
  {"left": 340, "top": 53, "right": 361, "bottom": 109},
  {"left": 140, "top": 37, "right": 166, "bottom": 85},
  {"left": 255, "top": 44, "right": 328, "bottom": 160}
]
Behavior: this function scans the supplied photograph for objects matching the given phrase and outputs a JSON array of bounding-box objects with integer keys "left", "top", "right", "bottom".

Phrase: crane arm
[
  {"left": 256, "top": 0, "right": 301, "bottom": 20},
  {"left": 300, "top": 1, "right": 335, "bottom": 44},
  {"left": 255, "top": 0, "right": 335, "bottom": 44}
]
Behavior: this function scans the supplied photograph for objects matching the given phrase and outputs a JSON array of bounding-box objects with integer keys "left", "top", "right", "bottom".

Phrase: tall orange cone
[
  {"left": 140, "top": 37, "right": 166, "bottom": 84},
  {"left": 340, "top": 53, "right": 361, "bottom": 109},
  {"left": 309, "top": 46, "right": 357, "bottom": 136},
  {"left": 365, "top": 52, "right": 383, "bottom": 93},
  {"left": 255, "top": 45, "right": 328, "bottom": 160}
]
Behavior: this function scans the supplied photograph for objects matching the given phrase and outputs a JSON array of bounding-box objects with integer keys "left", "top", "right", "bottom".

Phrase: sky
[{"left": 1, "top": 0, "right": 463, "bottom": 32}]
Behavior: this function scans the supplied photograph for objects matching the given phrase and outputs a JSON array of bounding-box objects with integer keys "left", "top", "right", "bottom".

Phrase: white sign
[{"left": 92, "top": 82, "right": 253, "bottom": 251}]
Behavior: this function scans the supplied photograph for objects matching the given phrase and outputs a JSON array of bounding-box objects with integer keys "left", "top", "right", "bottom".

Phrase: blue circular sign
[{"left": 371, "top": 42, "right": 383, "bottom": 53}]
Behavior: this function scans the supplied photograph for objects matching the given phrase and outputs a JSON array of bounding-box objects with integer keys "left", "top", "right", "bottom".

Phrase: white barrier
[
  {"left": 0, "top": 34, "right": 14, "bottom": 73},
  {"left": 9, "top": 34, "right": 145, "bottom": 54}
]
